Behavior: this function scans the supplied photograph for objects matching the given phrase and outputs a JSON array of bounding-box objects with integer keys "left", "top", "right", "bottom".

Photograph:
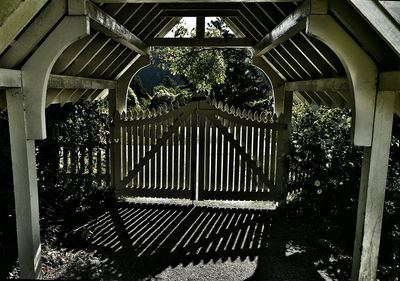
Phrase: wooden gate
[{"left": 111, "top": 97, "right": 290, "bottom": 202}]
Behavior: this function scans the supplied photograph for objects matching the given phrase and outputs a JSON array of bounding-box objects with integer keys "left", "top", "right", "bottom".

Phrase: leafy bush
[{"left": 288, "top": 103, "right": 400, "bottom": 277}]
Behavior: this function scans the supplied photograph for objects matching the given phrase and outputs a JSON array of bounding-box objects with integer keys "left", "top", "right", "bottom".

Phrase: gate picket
[{"left": 114, "top": 98, "right": 289, "bottom": 202}]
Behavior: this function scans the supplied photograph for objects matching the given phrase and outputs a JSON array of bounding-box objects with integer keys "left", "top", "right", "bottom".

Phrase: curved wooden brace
[
  {"left": 306, "top": 15, "right": 378, "bottom": 146},
  {"left": 252, "top": 56, "right": 287, "bottom": 115},
  {"left": 115, "top": 55, "right": 151, "bottom": 113},
  {"left": 22, "top": 16, "right": 90, "bottom": 140}
]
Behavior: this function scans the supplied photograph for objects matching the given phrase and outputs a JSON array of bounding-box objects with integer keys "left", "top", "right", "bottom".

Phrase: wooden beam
[
  {"left": 0, "top": 0, "right": 47, "bottom": 54},
  {"left": 348, "top": 0, "right": 400, "bottom": 57},
  {"left": 155, "top": 17, "right": 182, "bottom": 37},
  {"left": 0, "top": 68, "right": 22, "bottom": 88},
  {"left": 92, "top": 0, "right": 302, "bottom": 3},
  {"left": 395, "top": 94, "right": 400, "bottom": 117},
  {"left": 352, "top": 91, "right": 395, "bottom": 281},
  {"left": 160, "top": 10, "right": 240, "bottom": 17},
  {"left": 196, "top": 17, "right": 205, "bottom": 38},
  {"left": 145, "top": 37, "right": 256, "bottom": 47},
  {"left": 223, "top": 17, "right": 246, "bottom": 37},
  {"left": 48, "top": 74, "right": 117, "bottom": 89},
  {"left": 379, "top": 71, "right": 400, "bottom": 91},
  {"left": 285, "top": 77, "right": 350, "bottom": 92},
  {"left": 0, "top": 0, "right": 67, "bottom": 69},
  {"left": 84, "top": 1, "right": 149, "bottom": 56},
  {"left": 253, "top": 0, "right": 328, "bottom": 57}
]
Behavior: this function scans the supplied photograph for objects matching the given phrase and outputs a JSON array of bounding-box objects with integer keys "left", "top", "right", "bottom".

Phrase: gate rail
[{"left": 111, "top": 96, "right": 291, "bottom": 202}]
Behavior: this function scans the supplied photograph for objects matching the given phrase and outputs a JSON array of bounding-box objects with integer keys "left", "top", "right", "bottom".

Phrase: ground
[{"left": 6, "top": 200, "right": 363, "bottom": 281}]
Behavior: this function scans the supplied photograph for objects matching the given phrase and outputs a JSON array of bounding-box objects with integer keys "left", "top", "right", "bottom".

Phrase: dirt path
[{"left": 8, "top": 202, "right": 352, "bottom": 280}]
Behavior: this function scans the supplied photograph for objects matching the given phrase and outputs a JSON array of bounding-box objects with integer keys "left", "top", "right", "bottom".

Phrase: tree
[{"left": 153, "top": 20, "right": 226, "bottom": 92}]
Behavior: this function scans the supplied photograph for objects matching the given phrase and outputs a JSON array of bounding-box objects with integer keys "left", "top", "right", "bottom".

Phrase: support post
[
  {"left": 276, "top": 91, "right": 293, "bottom": 204},
  {"left": 6, "top": 89, "right": 42, "bottom": 279},
  {"left": 306, "top": 15, "right": 378, "bottom": 147},
  {"left": 352, "top": 91, "right": 395, "bottom": 281},
  {"left": 109, "top": 89, "right": 122, "bottom": 192}
]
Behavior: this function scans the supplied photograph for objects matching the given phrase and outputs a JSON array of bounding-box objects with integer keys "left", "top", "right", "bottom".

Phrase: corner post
[
  {"left": 352, "top": 91, "right": 395, "bottom": 281},
  {"left": 6, "top": 89, "right": 42, "bottom": 279},
  {"left": 109, "top": 90, "right": 122, "bottom": 192}
]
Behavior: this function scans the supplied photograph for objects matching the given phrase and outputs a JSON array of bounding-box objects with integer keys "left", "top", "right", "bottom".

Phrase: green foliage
[
  {"left": 289, "top": 103, "right": 400, "bottom": 276},
  {"left": 36, "top": 101, "right": 114, "bottom": 227},
  {"left": 153, "top": 20, "right": 226, "bottom": 92},
  {"left": 211, "top": 48, "right": 272, "bottom": 111},
  {"left": 149, "top": 85, "right": 190, "bottom": 110}
]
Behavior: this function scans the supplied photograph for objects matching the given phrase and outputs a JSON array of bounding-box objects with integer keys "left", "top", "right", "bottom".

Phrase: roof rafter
[
  {"left": 69, "top": 0, "right": 149, "bottom": 56},
  {"left": 285, "top": 77, "right": 349, "bottom": 92},
  {"left": 253, "top": 0, "right": 328, "bottom": 57},
  {"left": 85, "top": 1, "right": 149, "bottom": 56}
]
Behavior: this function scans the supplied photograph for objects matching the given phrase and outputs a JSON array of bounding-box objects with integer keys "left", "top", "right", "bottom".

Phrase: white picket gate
[{"left": 111, "top": 96, "right": 290, "bottom": 202}]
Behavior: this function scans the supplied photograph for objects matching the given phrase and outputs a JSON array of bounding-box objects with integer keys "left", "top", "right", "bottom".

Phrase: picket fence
[{"left": 111, "top": 96, "right": 291, "bottom": 202}]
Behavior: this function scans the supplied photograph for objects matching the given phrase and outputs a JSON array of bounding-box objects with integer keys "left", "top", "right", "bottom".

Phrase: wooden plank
[
  {"left": 179, "top": 121, "right": 185, "bottom": 189},
  {"left": 0, "top": 68, "right": 21, "bottom": 88},
  {"left": 216, "top": 118, "right": 223, "bottom": 191},
  {"left": 133, "top": 124, "right": 139, "bottom": 187},
  {"left": 352, "top": 91, "right": 395, "bottom": 281},
  {"left": 228, "top": 119, "right": 234, "bottom": 191},
  {"left": 203, "top": 190, "right": 279, "bottom": 201},
  {"left": 121, "top": 120, "right": 127, "bottom": 179},
  {"left": 160, "top": 10, "right": 240, "bottom": 17},
  {"left": 258, "top": 126, "right": 265, "bottom": 191},
  {"left": 86, "top": 1, "right": 149, "bottom": 56},
  {"left": 252, "top": 126, "right": 259, "bottom": 191},
  {"left": 169, "top": 119, "right": 175, "bottom": 189},
  {"left": 150, "top": 118, "right": 156, "bottom": 188},
  {"left": 0, "top": 0, "right": 48, "bottom": 54},
  {"left": 379, "top": 71, "right": 400, "bottom": 92},
  {"left": 198, "top": 114, "right": 205, "bottom": 200},
  {"left": 161, "top": 118, "right": 168, "bottom": 189},
  {"left": 222, "top": 118, "right": 229, "bottom": 191},
  {"left": 216, "top": 109, "right": 285, "bottom": 129},
  {"left": 185, "top": 115, "right": 191, "bottom": 191},
  {"left": 173, "top": 118, "right": 180, "bottom": 189},
  {"left": 121, "top": 111, "right": 185, "bottom": 187},
  {"left": 348, "top": 0, "right": 400, "bottom": 57},
  {"left": 116, "top": 188, "right": 191, "bottom": 199},
  {"left": 191, "top": 112, "right": 198, "bottom": 199},
  {"left": 204, "top": 116, "right": 211, "bottom": 193},
  {"left": 156, "top": 119, "right": 162, "bottom": 188},
  {"left": 145, "top": 122, "right": 151, "bottom": 188},
  {"left": 145, "top": 37, "right": 256, "bottom": 48},
  {"left": 196, "top": 17, "right": 205, "bottom": 39},
  {"left": 270, "top": 123, "right": 278, "bottom": 186},
  {"left": 240, "top": 123, "right": 246, "bottom": 191},
  {"left": 264, "top": 127, "right": 271, "bottom": 188},
  {"left": 285, "top": 77, "right": 349, "bottom": 92},
  {"left": 234, "top": 122, "right": 240, "bottom": 192},
  {"left": 48, "top": 74, "right": 117, "bottom": 89},
  {"left": 246, "top": 125, "right": 253, "bottom": 191},
  {"left": 0, "top": 0, "right": 66, "bottom": 68},
  {"left": 92, "top": 0, "right": 302, "bottom": 3},
  {"left": 138, "top": 121, "right": 144, "bottom": 187},
  {"left": 210, "top": 116, "right": 217, "bottom": 191},
  {"left": 253, "top": 0, "right": 328, "bottom": 56}
]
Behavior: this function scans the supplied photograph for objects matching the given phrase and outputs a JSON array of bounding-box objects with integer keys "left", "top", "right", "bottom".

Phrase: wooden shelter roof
[{"left": 0, "top": 0, "right": 399, "bottom": 113}]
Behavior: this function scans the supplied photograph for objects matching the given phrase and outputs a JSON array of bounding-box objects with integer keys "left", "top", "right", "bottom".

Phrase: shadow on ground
[{"left": 59, "top": 202, "right": 325, "bottom": 281}]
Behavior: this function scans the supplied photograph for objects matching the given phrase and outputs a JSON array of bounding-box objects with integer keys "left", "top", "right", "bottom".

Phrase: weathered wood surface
[{"left": 115, "top": 99, "right": 289, "bottom": 202}]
